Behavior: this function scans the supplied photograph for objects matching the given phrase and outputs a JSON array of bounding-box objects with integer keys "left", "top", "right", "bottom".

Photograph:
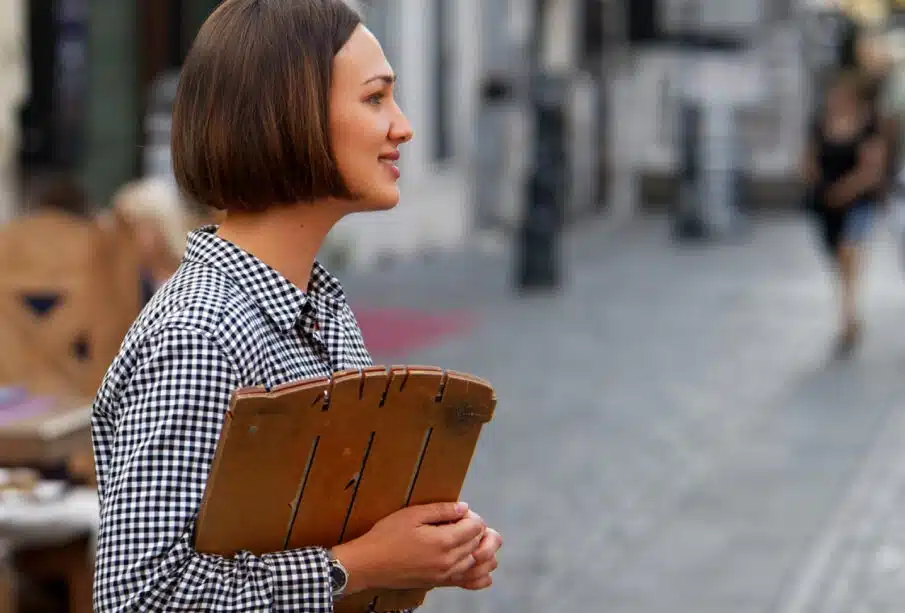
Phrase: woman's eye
[{"left": 367, "top": 93, "right": 385, "bottom": 106}]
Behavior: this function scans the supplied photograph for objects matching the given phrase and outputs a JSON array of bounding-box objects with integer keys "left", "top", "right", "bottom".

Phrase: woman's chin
[{"left": 368, "top": 187, "right": 401, "bottom": 211}]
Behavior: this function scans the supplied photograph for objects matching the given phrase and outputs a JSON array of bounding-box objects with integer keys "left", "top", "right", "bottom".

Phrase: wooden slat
[
  {"left": 373, "top": 371, "right": 496, "bottom": 612},
  {"left": 340, "top": 367, "right": 445, "bottom": 540},
  {"left": 194, "top": 378, "right": 328, "bottom": 556},
  {"left": 286, "top": 370, "right": 380, "bottom": 549},
  {"left": 335, "top": 367, "right": 445, "bottom": 613},
  {"left": 405, "top": 371, "right": 494, "bottom": 505}
]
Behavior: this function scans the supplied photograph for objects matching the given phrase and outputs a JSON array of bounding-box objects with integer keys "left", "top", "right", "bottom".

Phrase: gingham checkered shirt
[{"left": 91, "top": 226, "right": 392, "bottom": 612}]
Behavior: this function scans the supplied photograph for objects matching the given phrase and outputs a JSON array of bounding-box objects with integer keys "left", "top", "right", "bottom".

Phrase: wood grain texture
[{"left": 195, "top": 366, "right": 496, "bottom": 612}]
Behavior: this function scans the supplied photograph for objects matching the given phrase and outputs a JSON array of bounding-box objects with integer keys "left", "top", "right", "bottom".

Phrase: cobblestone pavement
[{"left": 343, "top": 213, "right": 905, "bottom": 613}]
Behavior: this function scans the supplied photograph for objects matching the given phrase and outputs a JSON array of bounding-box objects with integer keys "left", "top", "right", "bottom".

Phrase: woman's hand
[
  {"left": 440, "top": 527, "right": 503, "bottom": 590},
  {"left": 826, "top": 136, "right": 887, "bottom": 208},
  {"left": 331, "top": 502, "right": 493, "bottom": 594}
]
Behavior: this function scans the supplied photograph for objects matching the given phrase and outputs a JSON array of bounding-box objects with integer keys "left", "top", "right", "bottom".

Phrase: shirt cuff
[{"left": 263, "top": 546, "right": 333, "bottom": 613}]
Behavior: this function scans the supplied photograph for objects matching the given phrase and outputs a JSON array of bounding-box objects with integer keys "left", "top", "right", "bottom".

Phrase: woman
[
  {"left": 802, "top": 70, "right": 887, "bottom": 357},
  {"left": 90, "top": 1, "right": 502, "bottom": 611}
]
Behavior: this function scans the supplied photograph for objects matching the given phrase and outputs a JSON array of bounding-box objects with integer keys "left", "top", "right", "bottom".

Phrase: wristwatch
[{"left": 326, "top": 551, "right": 349, "bottom": 600}]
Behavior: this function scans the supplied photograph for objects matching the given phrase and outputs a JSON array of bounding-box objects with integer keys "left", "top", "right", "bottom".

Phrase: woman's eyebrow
[{"left": 361, "top": 74, "right": 396, "bottom": 86}]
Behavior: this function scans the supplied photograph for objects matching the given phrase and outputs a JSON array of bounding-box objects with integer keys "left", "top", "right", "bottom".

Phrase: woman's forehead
[{"left": 334, "top": 25, "right": 393, "bottom": 83}]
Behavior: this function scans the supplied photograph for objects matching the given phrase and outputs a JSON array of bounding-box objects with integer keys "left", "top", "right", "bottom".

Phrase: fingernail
[{"left": 456, "top": 501, "right": 469, "bottom": 513}]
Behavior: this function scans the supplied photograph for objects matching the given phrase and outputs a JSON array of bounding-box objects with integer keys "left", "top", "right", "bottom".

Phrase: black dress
[{"left": 810, "top": 111, "right": 879, "bottom": 255}]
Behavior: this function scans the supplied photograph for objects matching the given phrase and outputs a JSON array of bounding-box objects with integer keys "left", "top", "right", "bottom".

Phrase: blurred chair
[
  {"left": 0, "top": 182, "right": 122, "bottom": 613},
  {"left": 0, "top": 210, "right": 141, "bottom": 399},
  {"left": 105, "top": 176, "right": 217, "bottom": 305}
]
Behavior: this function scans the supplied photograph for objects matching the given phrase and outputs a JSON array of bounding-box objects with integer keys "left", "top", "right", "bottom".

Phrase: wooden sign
[{"left": 195, "top": 366, "right": 496, "bottom": 613}]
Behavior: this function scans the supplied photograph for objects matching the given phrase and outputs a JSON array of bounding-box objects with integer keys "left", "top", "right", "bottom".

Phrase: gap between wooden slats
[
  {"left": 334, "top": 367, "right": 445, "bottom": 613},
  {"left": 286, "top": 370, "right": 382, "bottom": 549},
  {"left": 194, "top": 380, "right": 326, "bottom": 556},
  {"left": 372, "top": 373, "right": 494, "bottom": 612}
]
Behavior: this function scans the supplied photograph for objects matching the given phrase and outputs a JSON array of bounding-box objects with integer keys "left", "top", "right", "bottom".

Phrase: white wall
[
  {"left": 452, "top": 0, "right": 482, "bottom": 167},
  {"left": 0, "top": 0, "right": 26, "bottom": 222},
  {"left": 660, "top": 0, "right": 765, "bottom": 33},
  {"left": 542, "top": 0, "right": 579, "bottom": 72}
]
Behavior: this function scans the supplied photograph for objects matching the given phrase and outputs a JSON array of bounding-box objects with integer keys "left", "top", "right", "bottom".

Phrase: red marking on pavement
[{"left": 354, "top": 308, "right": 476, "bottom": 356}]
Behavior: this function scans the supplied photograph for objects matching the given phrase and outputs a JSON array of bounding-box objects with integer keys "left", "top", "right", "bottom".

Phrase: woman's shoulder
[
  {"left": 121, "top": 261, "right": 270, "bottom": 368},
  {"left": 138, "top": 262, "right": 249, "bottom": 333},
  {"left": 94, "top": 264, "right": 267, "bottom": 410}
]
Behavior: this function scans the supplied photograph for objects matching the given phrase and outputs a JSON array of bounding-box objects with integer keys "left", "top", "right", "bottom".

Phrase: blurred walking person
[{"left": 801, "top": 70, "right": 887, "bottom": 358}]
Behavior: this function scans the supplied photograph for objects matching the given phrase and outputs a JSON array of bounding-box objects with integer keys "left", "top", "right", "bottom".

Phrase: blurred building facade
[
  {"left": 336, "top": 0, "right": 609, "bottom": 268},
  {"left": 0, "top": 0, "right": 26, "bottom": 222},
  {"left": 4, "top": 0, "right": 611, "bottom": 269},
  {"left": 14, "top": 0, "right": 221, "bottom": 210},
  {"left": 614, "top": 0, "right": 810, "bottom": 211},
  {"left": 13, "top": 2, "right": 903, "bottom": 232}
]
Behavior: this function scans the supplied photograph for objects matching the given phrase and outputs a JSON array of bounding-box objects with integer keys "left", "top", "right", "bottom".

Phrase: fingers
[
  {"left": 445, "top": 549, "right": 479, "bottom": 579},
  {"left": 460, "top": 575, "right": 493, "bottom": 591},
  {"left": 458, "top": 511, "right": 487, "bottom": 536},
  {"left": 444, "top": 528, "right": 502, "bottom": 590},
  {"left": 471, "top": 529, "right": 502, "bottom": 563},
  {"left": 444, "top": 558, "right": 497, "bottom": 590},
  {"left": 413, "top": 501, "right": 470, "bottom": 525},
  {"left": 437, "top": 512, "right": 485, "bottom": 549},
  {"left": 446, "top": 531, "right": 483, "bottom": 571},
  {"left": 455, "top": 531, "right": 484, "bottom": 556},
  {"left": 453, "top": 556, "right": 498, "bottom": 582}
]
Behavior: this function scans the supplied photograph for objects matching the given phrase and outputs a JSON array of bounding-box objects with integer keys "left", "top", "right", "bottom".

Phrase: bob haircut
[{"left": 171, "top": 0, "right": 361, "bottom": 211}]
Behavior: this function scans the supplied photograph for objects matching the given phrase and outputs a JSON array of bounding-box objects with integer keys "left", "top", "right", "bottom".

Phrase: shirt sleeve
[{"left": 92, "top": 326, "right": 335, "bottom": 613}]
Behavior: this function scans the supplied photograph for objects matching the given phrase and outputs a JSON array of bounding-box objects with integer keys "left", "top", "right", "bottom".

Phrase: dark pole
[{"left": 515, "top": 0, "right": 567, "bottom": 292}]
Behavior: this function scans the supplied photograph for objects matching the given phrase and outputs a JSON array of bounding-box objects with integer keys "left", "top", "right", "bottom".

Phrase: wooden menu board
[{"left": 195, "top": 366, "right": 496, "bottom": 612}]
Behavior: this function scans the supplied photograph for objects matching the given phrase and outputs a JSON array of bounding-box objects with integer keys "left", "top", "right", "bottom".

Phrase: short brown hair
[{"left": 171, "top": 0, "right": 361, "bottom": 211}]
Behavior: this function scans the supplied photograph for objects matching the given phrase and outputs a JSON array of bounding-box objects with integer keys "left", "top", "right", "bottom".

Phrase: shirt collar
[{"left": 183, "top": 225, "right": 347, "bottom": 333}]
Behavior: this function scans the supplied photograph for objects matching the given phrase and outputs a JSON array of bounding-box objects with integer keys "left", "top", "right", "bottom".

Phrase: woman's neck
[{"left": 215, "top": 200, "right": 348, "bottom": 291}]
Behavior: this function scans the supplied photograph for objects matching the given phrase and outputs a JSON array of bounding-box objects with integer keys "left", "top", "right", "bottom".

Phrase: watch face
[{"left": 330, "top": 561, "right": 348, "bottom": 592}]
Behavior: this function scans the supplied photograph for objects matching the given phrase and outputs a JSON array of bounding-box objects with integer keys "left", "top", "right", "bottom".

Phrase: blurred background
[{"left": 6, "top": 0, "right": 905, "bottom": 612}]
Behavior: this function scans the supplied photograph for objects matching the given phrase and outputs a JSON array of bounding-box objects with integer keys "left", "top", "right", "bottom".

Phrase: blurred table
[
  {"left": 0, "top": 387, "right": 92, "bottom": 467},
  {"left": 1, "top": 487, "right": 98, "bottom": 613},
  {"left": 0, "top": 486, "right": 98, "bottom": 549},
  {"left": 0, "top": 386, "right": 97, "bottom": 613}
]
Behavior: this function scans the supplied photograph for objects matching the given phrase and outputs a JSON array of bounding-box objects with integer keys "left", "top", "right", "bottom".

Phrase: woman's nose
[{"left": 390, "top": 109, "right": 414, "bottom": 144}]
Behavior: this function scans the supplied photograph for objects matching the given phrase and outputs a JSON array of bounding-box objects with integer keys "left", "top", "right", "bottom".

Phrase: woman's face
[{"left": 329, "top": 25, "right": 414, "bottom": 210}]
